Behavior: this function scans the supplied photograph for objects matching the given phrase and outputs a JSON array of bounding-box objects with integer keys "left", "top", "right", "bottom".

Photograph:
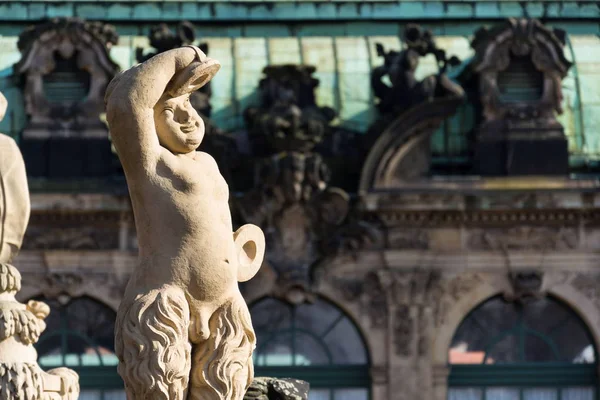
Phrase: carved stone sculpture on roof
[
  {"left": 470, "top": 18, "right": 572, "bottom": 175},
  {"left": 237, "top": 65, "right": 353, "bottom": 303},
  {"left": 360, "top": 25, "right": 466, "bottom": 190},
  {"left": 370, "top": 24, "right": 464, "bottom": 121},
  {"left": 15, "top": 17, "right": 120, "bottom": 139},
  {"left": 0, "top": 91, "right": 80, "bottom": 400}
]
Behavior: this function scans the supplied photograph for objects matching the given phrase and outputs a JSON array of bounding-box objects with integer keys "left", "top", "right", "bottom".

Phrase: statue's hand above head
[
  {"left": 167, "top": 46, "right": 221, "bottom": 99},
  {"left": 233, "top": 224, "right": 265, "bottom": 282}
]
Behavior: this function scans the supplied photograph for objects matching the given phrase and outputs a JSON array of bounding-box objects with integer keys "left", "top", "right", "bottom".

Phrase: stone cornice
[
  {"left": 27, "top": 207, "right": 600, "bottom": 225},
  {"left": 13, "top": 250, "right": 137, "bottom": 274},
  {"left": 370, "top": 208, "right": 600, "bottom": 227},
  {"left": 329, "top": 249, "right": 600, "bottom": 272}
]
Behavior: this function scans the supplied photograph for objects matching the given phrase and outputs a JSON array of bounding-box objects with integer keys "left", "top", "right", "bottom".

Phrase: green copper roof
[
  {"left": 1, "top": 31, "right": 599, "bottom": 162},
  {"left": 0, "top": 1, "right": 599, "bottom": 23}
]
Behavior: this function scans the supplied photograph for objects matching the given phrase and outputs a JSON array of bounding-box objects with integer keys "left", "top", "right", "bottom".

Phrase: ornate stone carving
[
  {"left": 0, "top": 265, "right": 80, "bottom": 400},
  {"left": 360, "top": 26, "right": 465, "bottom": 190},
  {"left": 468, "top": 226, "right": 578, "bottom": 251},
  {"left": 244, "top": 378, "right": 309, "bottom": 400},
  {"left": 387, "top": 270, "right": 442, "bottom": 357},
  {"left": 394, "top": 304, "right": 413, "bottom": 356},
  {"left": 244, "top": 65, "right": 336, "bottom": 156},
  {"left": 15, "top": 18, "right": 120, "bottom": 138},
  {"left": 330, "top": 270, "right": 389, "bottom": 329},
  {"left": 388, "top": 227, "right": 428, "bottom": 250},
  {"left": 105, "top": 46, "right": 265, "bottom": 400},
  {"left": 471, "top": 18, "right": 572, "bottom": 175},
  {"left": 371, "top": 24, "right": 464, "bottom": 119},
  {"left": 237, "top": 65, "right": 349, "bottom": 292},
  {"left": 504, "top": 271, "right": 544, "bottom": 303},
  {"left": 436, "top": 273, "right": 484, "bottom": 326},
  {"left": 472, "top": 18, "right": 571, "bottom": 123},
  {"left": 570, "top": 273, "right": 600, "bottom": 310},
  {"left": 374, "top": 208, "right": 596, "bottom": 228}
]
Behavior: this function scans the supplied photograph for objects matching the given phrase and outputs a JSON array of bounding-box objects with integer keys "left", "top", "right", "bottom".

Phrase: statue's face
[{"left": 154, "top": 93, "right": 205, "bottom": 154}]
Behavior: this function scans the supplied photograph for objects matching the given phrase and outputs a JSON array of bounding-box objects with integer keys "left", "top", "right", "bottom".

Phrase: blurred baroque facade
[{"left": 0, "top": 6, "right": 600, "bottom": 400}]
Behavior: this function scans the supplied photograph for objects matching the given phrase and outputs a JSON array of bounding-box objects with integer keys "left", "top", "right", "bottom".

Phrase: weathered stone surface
[
  {"left": 105, "top": 45, "right": 265, "bottom": 400},
  {"left": 244, "top": 377, "right": 309, "bottom": 400},
  {"left": 0, "top": 94, "right": 79, "bottom": 399}
]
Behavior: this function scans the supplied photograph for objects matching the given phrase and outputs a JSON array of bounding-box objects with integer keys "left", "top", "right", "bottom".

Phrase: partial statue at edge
[
  {"left": 0, "top": 91, "right": 79, "bottom": 399},
  {"left": 105, "top": 46, "right": 265, "bottom": 399}
]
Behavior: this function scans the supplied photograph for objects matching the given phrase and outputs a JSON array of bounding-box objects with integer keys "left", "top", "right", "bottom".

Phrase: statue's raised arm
[{"left": 104, "top": 45, "right": 220, "bottom": 175}]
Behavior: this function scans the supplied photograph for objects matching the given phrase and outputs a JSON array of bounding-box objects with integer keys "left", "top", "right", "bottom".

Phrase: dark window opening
[
  {"left": 42, "top": 52, "right": 91, "bottom": 105},
  {"left": 497, "top": 55, "right": 544, "bottom": 104}
]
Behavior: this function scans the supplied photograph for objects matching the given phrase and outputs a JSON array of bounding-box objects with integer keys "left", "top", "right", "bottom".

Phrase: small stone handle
[{"left": 233, "top": 224, "right": 265, "bottom": 282}]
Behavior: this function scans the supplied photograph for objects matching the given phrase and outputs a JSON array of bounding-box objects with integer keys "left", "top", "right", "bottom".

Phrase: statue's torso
[{"left": 125, "top": 149, "right": 238, "bottom": 303}]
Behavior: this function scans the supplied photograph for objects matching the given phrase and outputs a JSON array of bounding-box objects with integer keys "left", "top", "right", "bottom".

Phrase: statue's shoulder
[{"left": 194, "top": 151, "right": 220, "bottom": 170}]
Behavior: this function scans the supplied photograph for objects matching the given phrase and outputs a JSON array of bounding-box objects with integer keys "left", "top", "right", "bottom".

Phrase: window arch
[
  {"left": 448, "top": 295, "right": 598, "bottom": 400},
  {"left": 31, "top": 295, "right": 125, "bottom": 400},
  {"left": 250, "top": 296, "right": 371, "bottom": 400}
]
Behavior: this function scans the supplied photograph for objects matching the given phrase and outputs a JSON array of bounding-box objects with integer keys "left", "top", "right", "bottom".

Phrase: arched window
[
  {"left": 32, "top": 295, "right": 125, "bottom": 400},
  {"left": 251, "top": 297, "right": 371, "bottom": 400},
  {"left": 448, "top": 295, "right": 598, "bottom": 400}
]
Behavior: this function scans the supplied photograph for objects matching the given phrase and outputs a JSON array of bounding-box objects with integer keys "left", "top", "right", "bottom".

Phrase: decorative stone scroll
[
  {"left": 15, "top": 17, "right": 120, "bottom": 139},
  {"left": 0, "top": 91, "right": 80, "bottom": 400},
  {"left": 105, "top": 46, "right": 265, "bottom": 400}
]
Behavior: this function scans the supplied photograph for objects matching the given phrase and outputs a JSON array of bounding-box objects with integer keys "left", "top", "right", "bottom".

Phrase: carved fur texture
[
  {"left": 116, "top": 288, "right": 256, "bottom": 400},
  {"left": 115, "top": 287, "right": 192, "bottom": 400},
  {"left": 0, "top": 263, "right": 21, "bottom": 294},
  {"left": 189, "top": 294, "right": 256, "bottom": 400},
  {"left": 0, "top": 362, "right": 44, "bottom": 399},
  {"left": 0, "top": 306, "right": 45, "bottom": 344}
]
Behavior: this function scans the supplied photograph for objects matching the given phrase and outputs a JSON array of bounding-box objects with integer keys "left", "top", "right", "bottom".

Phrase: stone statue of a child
[{"left": 105, "top": 46, "right": 265, "bottom": 400}]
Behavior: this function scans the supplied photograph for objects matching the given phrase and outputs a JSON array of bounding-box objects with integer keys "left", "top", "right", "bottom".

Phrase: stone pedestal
[{"left": 475, "top": 121, "right": 569, "bottom": 176}]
